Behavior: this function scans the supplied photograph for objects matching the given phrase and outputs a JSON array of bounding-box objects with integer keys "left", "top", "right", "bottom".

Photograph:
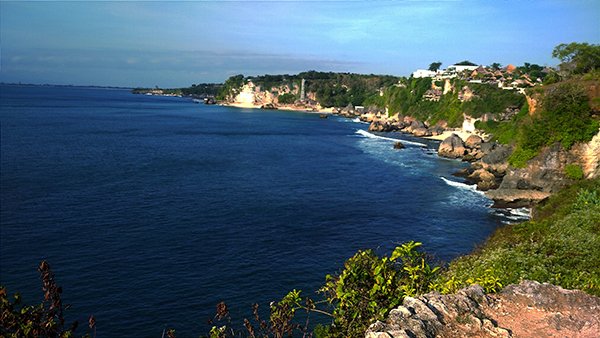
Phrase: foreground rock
[
  {"left": 485, "top": 189, "right": 552, "bottom": 208},
  {"left": 366, "top": 280, "right": 600, "bottom": 338},
  {"left": 393, "top": 142, "right": 405, "bottom": 149},
  {"left": 438, "top": 134, "right": 466, "bottom": 158}
]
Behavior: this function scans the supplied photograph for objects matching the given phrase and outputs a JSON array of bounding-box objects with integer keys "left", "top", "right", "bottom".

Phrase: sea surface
[{"left": 0, "top": 85, "right": 527, "bottom": 336}]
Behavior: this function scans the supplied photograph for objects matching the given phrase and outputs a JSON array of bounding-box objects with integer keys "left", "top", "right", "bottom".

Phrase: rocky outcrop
[
  {"left": 485, "top": 189, "right": 551, "bottom": 208},
  {"left": 570, "top": 129, "right": 600, "bottom": 179},
  {"left": 438, "top": 134, "right": 466, "bottom": 159},
  {"left": 465, "top": 135, "right": 483, "bottom": 149},
  {"left": 366, "top": 280, "right": 600, "bottom": 338},
  {"left": 468, "top": 168, "right": 498, "bottom": 191}
]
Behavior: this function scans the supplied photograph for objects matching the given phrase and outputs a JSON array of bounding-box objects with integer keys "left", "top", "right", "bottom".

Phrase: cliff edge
[{"left": 366, "top": 280, "right": 600, "bottom": 338}]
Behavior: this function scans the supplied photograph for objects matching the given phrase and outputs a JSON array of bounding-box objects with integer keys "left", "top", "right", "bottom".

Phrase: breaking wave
[
  {"left": 440, "top": 177, "right": 484, "bottom": 195},
  {"left": 355, "top": 129, "right": 427, "bottom": 147}
]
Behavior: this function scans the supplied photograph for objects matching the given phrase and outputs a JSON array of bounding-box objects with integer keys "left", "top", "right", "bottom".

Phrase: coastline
[
  {"left": 216, "top": 101, "right": 533, "bottom": 217},
  {"left": 220, "top": 102, "right": 334, "bottom": 114}
]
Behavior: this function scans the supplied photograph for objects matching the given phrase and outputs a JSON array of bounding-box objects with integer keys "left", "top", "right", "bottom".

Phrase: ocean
[{"left": 0, "top": 85, "right": 527, "bottom": 336}]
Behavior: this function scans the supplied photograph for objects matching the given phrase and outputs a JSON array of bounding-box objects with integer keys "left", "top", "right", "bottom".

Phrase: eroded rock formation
[{"left": 366, "top": 280, "right": 600, "bottom": 338}]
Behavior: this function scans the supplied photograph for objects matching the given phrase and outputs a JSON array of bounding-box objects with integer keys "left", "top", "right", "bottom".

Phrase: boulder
[
  {"left": 438, "top": 134, "right": 466, "bottom": 159},
  {"left": 368, "top": 121, "right": 385, "bottom": 132},
  {"left": 368, "top": 121, "right": 397, "bottom": 132},
  {"left": 360, "top": 112, "right": 376, "bottom": 123},
  {"left": 485, "top": 189, "right": 551, "bottom": 208},
  {"left": 469, "top": 169, "right": 497, "bottom": 191},
  {"left": 393, "top": 142, "right": 405, "bottom": 149},
  {"left": 429, "top": 125, "right": 445, "bottom": 136},
  {"left": 405, "top": 120, "right": 426, "bottom": 133},
  {"left": 412, "top": 127, "right": 431, "bottom": 137},
  {"left": 480, "top": 142, "right": 497, "bottom": 155},
  {"left": 465, "top": 134, "right": 483, "bottom": 149}
]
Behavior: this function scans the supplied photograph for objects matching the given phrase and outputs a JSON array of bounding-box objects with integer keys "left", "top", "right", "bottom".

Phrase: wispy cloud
[{"left": 0, "top": 48, "right": 362, "bottom": 87}]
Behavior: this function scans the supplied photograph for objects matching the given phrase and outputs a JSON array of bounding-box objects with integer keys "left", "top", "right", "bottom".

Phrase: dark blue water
[{"left": 1, "top": 85, "right": 514, "bottom": 336}]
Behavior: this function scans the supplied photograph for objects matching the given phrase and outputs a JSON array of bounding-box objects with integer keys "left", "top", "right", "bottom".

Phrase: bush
[
  {"left": 508, "top": 147, "right": 537, "bottom": 168},
  {"left": 573, "top": 188, "right": 600, "bottom": 211},
  {"left": 277, "top": 93, "right": 296, "bottom": 104},
  {"left": 565, "top": 164, "right": 584, "bottom": 180},
  {"left": 321, "top": 241, "right": 438, "bottom": 337},
  {"left": 0, "top": 261, "right": 95, "bottom": 338}
]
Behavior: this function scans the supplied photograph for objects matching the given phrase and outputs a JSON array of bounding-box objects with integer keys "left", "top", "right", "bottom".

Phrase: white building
[
  {"left": 447, "top": 64, "right": 479, "bottom": 73},
  {"left": 412, "top": 69, "right": 437, "bottom": 78}
]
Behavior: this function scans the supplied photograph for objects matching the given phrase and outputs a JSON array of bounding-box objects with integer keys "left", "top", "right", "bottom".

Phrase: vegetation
[
  {"left": 0, "top": 261, "right": 96, "bottom": 338},
  {"left": 181, "top": 83, "right": 223, "bottom": 97},
  {"left": 277, "top": 93, "right": 296, "bottom": 104},
  {"left": 454, "top": 60, "right": 478, "bottom": 66},
  {"left": 321, "top": 241, "right": 438, "bottom": 337},
  {"left": 428, "top": 62, "right": 442, "bottom": 71},
  {"left": 565, "top": 163, "right": 584, "bottom": 180},
  {"left": 553, "top": 42, "right": 600, "bottom": 75},
  {"left": 215, "top": 71, "right": 399, "bottom": 108},
  {"left": 216, "top": 74, "right": 245, "bottom": 101}
]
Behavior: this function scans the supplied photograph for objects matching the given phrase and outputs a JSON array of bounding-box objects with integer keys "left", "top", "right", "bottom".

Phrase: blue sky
[{"left": 1, "top": 1, "right": 598, "bottom": 87}]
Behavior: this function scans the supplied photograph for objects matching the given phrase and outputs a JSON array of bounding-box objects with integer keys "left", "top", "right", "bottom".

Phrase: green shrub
[
  {"left": 508, "top": 147, "right": 537, "bottom": 168},
  {"left": 277, "top": 93, "right": 296, "bottom": 104},
  {"left": 565, "top": 164, "right": 584, "bottom": 180},
  {"left": 573, "top": 188, "right": 600, "bottom": 211},
  {"left": 321, "top": 241, "right": 438, "bottom": 337}
]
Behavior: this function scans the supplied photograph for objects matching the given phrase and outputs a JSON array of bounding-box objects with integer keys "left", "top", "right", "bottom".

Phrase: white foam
[
  {"left": 355, "top": 129, "right": 427, "bottom": 147},
  {"left": 507, "top": 207, "right": 531, "bottom": 219},
  {"left": 440, "top": 177, "right": 484, "bottom": 195}
]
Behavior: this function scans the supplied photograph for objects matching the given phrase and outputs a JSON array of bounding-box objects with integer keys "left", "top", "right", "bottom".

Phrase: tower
[{"left": 300, "top": 78, "right": 306, "bottom": 101}]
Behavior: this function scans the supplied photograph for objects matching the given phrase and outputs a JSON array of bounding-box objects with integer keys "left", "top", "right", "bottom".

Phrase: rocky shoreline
[{"left": 331, "top": 104, "right": 599, "bottom": 209}]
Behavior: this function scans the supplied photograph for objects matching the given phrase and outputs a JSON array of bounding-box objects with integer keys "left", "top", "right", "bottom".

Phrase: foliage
[
  {"left": 0, "top": 261, "right": 95, "bottom": 338},
  {"left": 321, "top": 241, "right": 438, "bottom": 337},
  {"left": 454, "top": 60, "right": 477, "bottom": 66},
  {"left": 489, "top": 63, "right": 502, "bottom": 70},
  {"left": 522, "top": 82, "right": 598, "bottom": 150},
  {"left": 573, "top": 188, "right": 600, "bottom": 211},
  {"left": 508, "top": 146, "right": 537, "bottom": 168},
  {"left": 516, "top": 62, "right": 547, "bottom": 81},
  {"left": 216, "top": 74, "right": 245, "bottom": 101},
  {"left": 462, "top": 83, "right": 525, "bottom": 117},
  {"left": 181, "top": 83, "right": 223, "bottom": 97},
  {"left": 435, "top": 179, "right": 600, "bottom": 296},
  {"left": 277, "top": 93, "right": 296, "bottom": 104},
  {"left": 564, "top": 164, "right": 584, "bottom": 180},
  {"left": 428, "top": 62, "right": 442, "bottom": 72},
  {"left": 552, "top": 42, "right": 600, "bottom": 75}
]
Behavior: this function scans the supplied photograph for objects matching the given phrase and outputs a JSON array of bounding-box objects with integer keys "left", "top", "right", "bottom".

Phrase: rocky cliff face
[
  {"left": 366, "top": 280, "right": 600, "bottom": 338},
  {"left": 231, "top": 81, "right": 302, "bottom": 106}
]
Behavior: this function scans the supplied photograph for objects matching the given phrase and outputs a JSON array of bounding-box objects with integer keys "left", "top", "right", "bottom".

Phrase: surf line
[{"left": 355, "top": 129, "right": 427, "bottom": 147}]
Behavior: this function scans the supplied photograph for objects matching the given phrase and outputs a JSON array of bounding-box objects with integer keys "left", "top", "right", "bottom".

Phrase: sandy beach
[
  {"left": 221, "top": 102, "right": 335, "bottom": 114},
  {"left": 424, "top": 129, "right": 487, "bottom": 141}
]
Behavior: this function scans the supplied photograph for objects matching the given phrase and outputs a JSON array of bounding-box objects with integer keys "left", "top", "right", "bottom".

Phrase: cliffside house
[{"left": 412, "top": 69, "right": 438, "bottom": 78}]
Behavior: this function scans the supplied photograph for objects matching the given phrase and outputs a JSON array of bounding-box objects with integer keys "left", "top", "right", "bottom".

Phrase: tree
[
  {"left": 455, "top": 60, "right": 477, "bottom": 66},
  {"left": 552, "top": 42, "right": 600, "bottom": 75},
  {"left": 490, "top": 63, "right": 502, "bottom": 70},
  {"left": 428, "top": 62, "right": 442, "bottom": 72}
]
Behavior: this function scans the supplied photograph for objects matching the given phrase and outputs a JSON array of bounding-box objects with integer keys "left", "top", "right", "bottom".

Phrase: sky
[{"left": 1, "top": 0, "right": 599, "bottom": 88}]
